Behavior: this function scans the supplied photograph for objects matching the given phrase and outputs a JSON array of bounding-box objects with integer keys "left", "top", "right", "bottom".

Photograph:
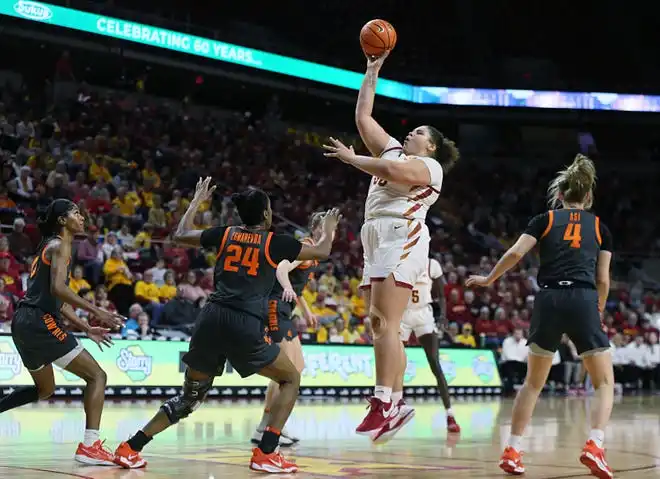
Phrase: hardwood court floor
[{"left": 0, "top": 395, "right": 658, "bottom": 478}]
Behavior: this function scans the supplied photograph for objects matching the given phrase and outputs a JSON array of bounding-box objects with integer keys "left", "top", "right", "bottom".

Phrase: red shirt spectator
[{"left": 0, "top": 254, "right": 21, "bottom": 297}]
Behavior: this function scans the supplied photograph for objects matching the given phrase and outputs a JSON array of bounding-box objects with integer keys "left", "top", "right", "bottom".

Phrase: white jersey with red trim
[
  {"left": 409, "top": 257, "right": 443, "bottom": 309},
  {"left": 364, "top": 137, "right": 444, "bottom": 221}
]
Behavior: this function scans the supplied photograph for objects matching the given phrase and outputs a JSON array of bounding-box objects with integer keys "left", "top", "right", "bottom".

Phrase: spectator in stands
[
  {"left": 625, "top": 334, "right": 647, "bottom": 389},
  {"left": 557, "top": 334, "right": 581, "bottom": 393},
  {"left": 644, "top": 332, "right": 660, "bottom": 390},
  {"left": 134, "top": 270, "right": 164, "bottom": 324},
  {"left": 147, "top": 194, "right": 167, "bottom": 228},
  {"left": 310, "top": 291, "right": 339, "bottom": 325},
  {"left": 8, "top": 218, "right": 31, "bottom": 262},
  {"left": 101, "top": 232, "right": 121, "bottom": 261},
  {"left": 77, "top": 226, "right": 103, "bottom": 285},
  {"left": 7, "top": 166, "right": 35, "bottom": 201},
  {"left": 158, "top": 286, "right": 197, "bottom": 334},
  {"left": 455, "top": 323, "right": 476, "bottom": 348},
  {"left": 357, "top": 317, "right": 373, "bottom": 344},
  {"left": 0, "top": 253, "right": 20, "bottom": 297},
  {"left": 116, "top": 222, "right": 135, "bottom": 250},
  {"left": 103, "top": 246, "right": 134, "bottom": 315},
  {"left": 159, "top": 270, "right": 177, "bottom": 302},
  {"left": 134, "top": 223, "right": 154, "bottom": 259},
  {"left": 500, "top": 327, "right": 529, "bottom": 393},
  {"left": 69, "top": 265, "right": 91, "bottom": 294},
  {"left": 328, "top": 325, "right": 343, "bottom": 343},
  {"left": 178, "top": 270, "right": 207, "bottom": 304},
  {"left": 0, "top": 293, "right": 12, "bottom": 332}
]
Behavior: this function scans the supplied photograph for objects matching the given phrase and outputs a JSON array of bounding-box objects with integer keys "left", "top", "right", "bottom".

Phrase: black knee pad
[{"left": 160, "top": 375, "right": 213, "bottom": 424}]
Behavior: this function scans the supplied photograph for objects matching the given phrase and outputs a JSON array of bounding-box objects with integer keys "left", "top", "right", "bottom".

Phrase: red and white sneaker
[
  {"left": 372, "top": 399, "right": 415, "bottom": 443},
  {"left": 355, "top": 397, "right": 393, "bottom": 436},
  {"left": 580, "top": 440, "right": 613, "bottom": 479},
  {"left": 249, "top": 447, "right": 298, "bottom": 473},
  {"left": 114, "top": 441, "right": 147, "bottom": 469},
  {"left": 74, "top": 439, "right": 115, "bottom": 466},
  {"left": 447, "top": 415, "right": 461, "bottom": 433},
  {"left": 499, "top": 446, "right": 525, "bottom": 475}
]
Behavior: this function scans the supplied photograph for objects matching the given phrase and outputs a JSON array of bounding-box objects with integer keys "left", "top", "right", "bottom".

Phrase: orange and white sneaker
[
  {"left": 580, "top": 440, "right": 613, "bottom": 479},
  {"left": 74, "top": 439, "right": 115, "bottom": 466},
  {"left": 249, "top": 447, "right": 298, "bottom": 473},
  {"left": 499, "top": 446, "right": 525, "bottom": 475},
  {"left": 114, "top": 441, "right": 147, "bottom": 469}
]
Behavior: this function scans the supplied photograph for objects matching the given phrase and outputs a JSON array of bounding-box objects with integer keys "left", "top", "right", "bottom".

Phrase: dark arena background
[{"left": 0, "top": 0, "right": 659, "bottom": 477}]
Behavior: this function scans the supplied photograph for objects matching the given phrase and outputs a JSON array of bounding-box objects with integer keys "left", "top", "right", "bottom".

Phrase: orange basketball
[{"left": 360, "top": 19, "right": 397, "bottom": 57}]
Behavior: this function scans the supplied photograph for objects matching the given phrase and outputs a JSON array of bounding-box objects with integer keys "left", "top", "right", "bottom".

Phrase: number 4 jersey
[
  {"left": 524, "top": 209, "right": 613, "bottom": 288},
  {"left": 200, "top": 226, "right": 302, "bottom": 321}
]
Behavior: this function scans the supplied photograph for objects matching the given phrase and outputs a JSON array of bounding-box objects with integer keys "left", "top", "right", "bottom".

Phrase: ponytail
[{"left": 547, "top": 154, "right": 597, "bottom": 209}]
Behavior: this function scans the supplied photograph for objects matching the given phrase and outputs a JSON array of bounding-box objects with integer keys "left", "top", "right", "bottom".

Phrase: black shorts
[
  {"left": 182, "top": 302, "right": 280, "bottom": 378},
  {"left": 11, "top": 305, "right": 83, "bottom": 371},
  {"left": 266, "top": 298, "right": 297, "bottom": 343},
  {"left": 528, "top": 288, "right": 609, "bottom": 356}
]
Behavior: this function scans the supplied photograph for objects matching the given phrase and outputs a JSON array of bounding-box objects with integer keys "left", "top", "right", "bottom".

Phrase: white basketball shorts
[
  {"left": 400, "top": 304, "right": 436, "bottom": 341},
  {"left": 359, "top": 217, "right": 429, "bottom": 290}
]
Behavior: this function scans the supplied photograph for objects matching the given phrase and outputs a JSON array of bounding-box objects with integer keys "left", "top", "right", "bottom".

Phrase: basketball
[{"left": 359, "top": 19, "right": 397, "bottom": 57}]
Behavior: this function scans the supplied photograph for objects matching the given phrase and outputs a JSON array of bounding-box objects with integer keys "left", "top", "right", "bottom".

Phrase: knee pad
[
  {"left": 160, "top": 374, "right": 213, "bottom": 424},
  {"left": 369, "top": 306, "right": 387, "bottom": 340}
]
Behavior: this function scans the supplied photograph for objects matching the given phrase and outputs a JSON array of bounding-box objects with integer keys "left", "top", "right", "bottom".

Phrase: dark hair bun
[{"left": 231, "top": 192, "right": 247, "bottom": 208}]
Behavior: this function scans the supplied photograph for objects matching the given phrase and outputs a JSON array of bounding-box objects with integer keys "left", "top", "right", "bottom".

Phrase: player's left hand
[
  {"left": 282, "top": 287, "right": 297, "bottom": 303},
  {"left": 323, "top": 137, "right": 356, "bottom": 163},
  {"left": 465, "top": 275, "right": 493, "bottom": 288},
  {"left": 193, "top": 176, "right": 216, "bottom": 204},
  {"left": 87, "top": 327, "right": 114, "bottom": 351}
]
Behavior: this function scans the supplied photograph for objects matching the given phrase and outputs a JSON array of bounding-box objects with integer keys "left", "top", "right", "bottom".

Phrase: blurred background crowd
[{"left": 1, "top": 0, "right": 659, "bottom": 396}]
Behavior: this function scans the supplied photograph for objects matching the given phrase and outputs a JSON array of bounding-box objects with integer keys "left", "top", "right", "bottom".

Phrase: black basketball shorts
[
  {"left": 266, "top": 299, "right": 297, "bottom": 343},
  {"left": 182, "top": 302, "right": 280, "bottom": 378},
  {"left": 528, "top": 288, "right": 610, "bottom": 356},
  {"left": 11, "top": 305, "right": 84, "bottom": 372}
]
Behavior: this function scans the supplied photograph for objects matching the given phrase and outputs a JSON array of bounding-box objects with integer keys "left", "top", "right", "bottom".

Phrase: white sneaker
[{"left": 250, "top": 428, "right": 295, "bottom": 447}]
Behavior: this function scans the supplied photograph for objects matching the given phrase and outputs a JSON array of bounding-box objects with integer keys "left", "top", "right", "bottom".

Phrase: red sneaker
[
  {"left": 74, "top": 439, "right": 115, "bottom": 466},
  {"left": 113, "top": 441, "right": 147, "bottom": 469},
  {"left": 372, "top": 400, "right": 415, "bottom": 443},
  {"left": 447, "top": 415, "right": 461, "bottom": 433},
  {"left": 249, "top": 447, "right": 298, "bottom": 473},
  {"left": 580, "top": 440, "right": 613, "bottom": 479},
  {"left": 355, "top": 397, "right": 394, "bottom": 436},
  {"left": 499, "top": 446, "right": 525, "bottom": 475}
]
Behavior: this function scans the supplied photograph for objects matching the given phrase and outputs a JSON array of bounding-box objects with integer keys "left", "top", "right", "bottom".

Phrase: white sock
[
  {"left": 391, "top": 391, "right": 403, "bottom": 403},
  {"left": 507, "top": 435, "right": 522, "bottom": 451},
  {"left": 83, "top": 429, "right": 100, "bottom": 446},
  {"left": 257, "top": 410, "right": 271, "bottom": 431},
  {"left": 588, "top": 429, "right": 605, "bottom": 448},
  {"left": 374, "top": 385, "right": 392, "bottom": 403},
  {"left": 446, "top": 407, "right": 454, "bottom": 418}
]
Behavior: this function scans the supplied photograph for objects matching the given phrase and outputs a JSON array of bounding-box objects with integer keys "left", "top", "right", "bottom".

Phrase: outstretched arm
[
  {"left": 172, "top": 177, "right": 216, "bottom": 247},
  {"left": 355, "top": 54, "right": 391, "bottom": 156},
  {"left": 466, "top": 234, "right": 538, "bottom": 288}
]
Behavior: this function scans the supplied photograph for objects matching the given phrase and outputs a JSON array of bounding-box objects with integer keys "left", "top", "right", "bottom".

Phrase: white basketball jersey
[
  {"left": 409, "top": 257, "right": 443, "bottom": 309},
  {"left": 364, "top": 137, "right": 444, "bottom": 221}
]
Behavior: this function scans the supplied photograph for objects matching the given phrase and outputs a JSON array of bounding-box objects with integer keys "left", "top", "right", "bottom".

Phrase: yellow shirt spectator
[
  {"left": 316, "top": 326, "right": 328, "bottom": 343},
  {"left": 342, "top": 328, "right": 361, "bottom": 344},
  {"left": 142, "top": 168, "right": 161, "bottom": 188},
  {"left": 69, "top": 277, "right": 91, "bottom": 294},
  {"left": 350, "top": 294, "right": 366, "bottom": 318},
  {"left": 90, "top": 160, "right": 112, "bottom": 182},
  {"left": 135, "top": 280, "right": 160, "bottom": 303},
  {"left": 135, "top": 231, "right": 152, "bottom": 249},
  {"left": 103, "top": 257, "right": 132, "bottom": 291},
  {"left": 159, "top": 284, "right": 177, "bottom": 301},
  {"left": 113, "top": 196, "right": 137, "bottom": 216},
  {"left": 140, "top": 190, "right": 154, "bottom": 209},
  {"left": 455, "top": 332, "right": 477, "bottom": 348},
  {"left": 302, "top": 287, "right": 317, "bottom": 307}
]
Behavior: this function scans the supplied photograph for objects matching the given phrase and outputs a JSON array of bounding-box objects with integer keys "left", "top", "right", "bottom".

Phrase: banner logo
[
  {"left": 13, "top": 1, "right": 53, "bottom": 21},
  {"left": 472, "top": 354, "right": 495, "bottom": 383},
  {"left": 0, "top": 341, "right": 21, "bottom": 380},
  {"left": 439, "top": 354, "right": 457, "bottom": 383},
  {"left": 117, "top": 346, "right": 153, "bottom": 382}
]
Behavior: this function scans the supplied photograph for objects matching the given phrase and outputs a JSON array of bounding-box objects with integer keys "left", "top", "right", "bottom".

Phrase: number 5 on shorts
[
  {"left": 223, "top": 245, "right": 260, "bottom": 276},
  {"left": 563, "top": 223, "right": 582, "bottom": 248}
]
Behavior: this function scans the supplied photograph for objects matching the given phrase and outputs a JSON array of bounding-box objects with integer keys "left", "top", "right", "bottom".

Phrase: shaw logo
[
  {"left": 13, "top": 1, "right": 53, "bottom": 21},
  {"left": 116, "top": 346, "right": 153, "bottom": 382}
]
